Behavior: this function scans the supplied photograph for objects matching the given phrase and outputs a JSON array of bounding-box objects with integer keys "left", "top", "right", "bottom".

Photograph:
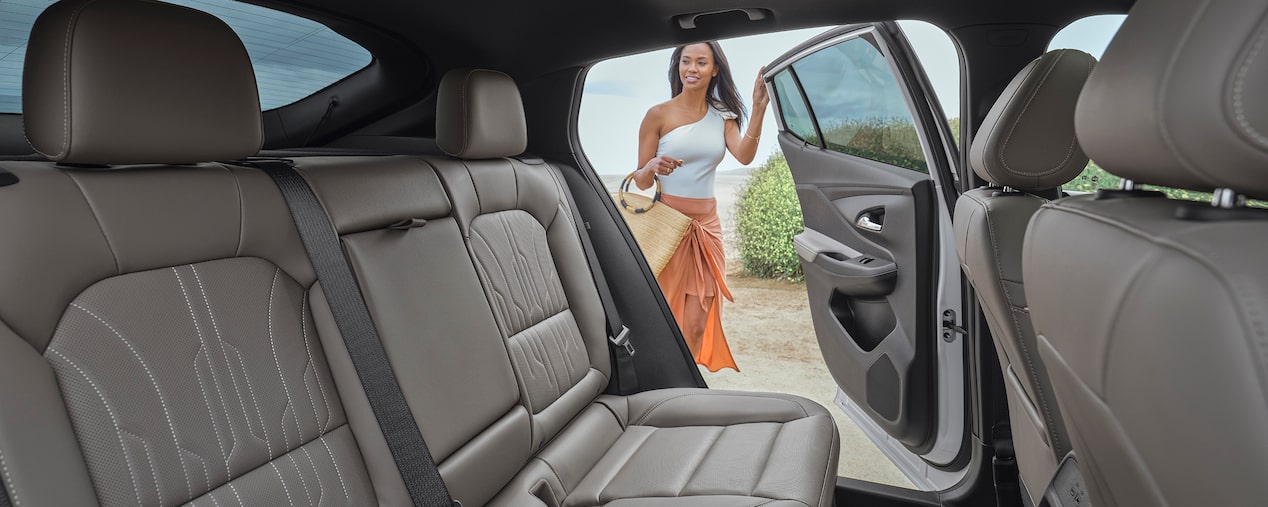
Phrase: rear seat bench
[
  {"left": 290, "top": 68, "right": 839, "bottom": 506},
  {"left": 0, "top": 1, "right": 840, "bottom": 506}
]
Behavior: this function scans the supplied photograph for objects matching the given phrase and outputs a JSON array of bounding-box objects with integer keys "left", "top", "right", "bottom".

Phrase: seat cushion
[{"left": 491, "top": 389, "right": 838, "bottom": 506}]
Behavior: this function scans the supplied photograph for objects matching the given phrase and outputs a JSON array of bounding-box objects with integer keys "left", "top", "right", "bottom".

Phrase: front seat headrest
[
  {"left": 970, "top": 49, "right": 1097, "bottom": 191},
  {"left": 23, "top": 0, "right": 263, "bottom": 165},
  {"left": 1075, "top": 0, "right": 1268, "bottom": 199},
  {"left": 436, "top": 68, "right": 527, "bottom": 160}
]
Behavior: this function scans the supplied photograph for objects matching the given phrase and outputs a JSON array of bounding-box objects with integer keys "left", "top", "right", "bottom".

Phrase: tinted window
[
  {"left": 772, "top": 70, "right": 817, "bottom": 143},
  {"left": 0, "top": 0, "right": 372, "bottom": 113},
  {"left": 792, "top": 34, "right": 928, "bottom": 173}
]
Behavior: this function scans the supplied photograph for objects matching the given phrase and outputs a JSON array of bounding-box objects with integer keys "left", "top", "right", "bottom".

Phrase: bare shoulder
[{"left": 639, "top": 102, "right": 672, "bottom": 133}]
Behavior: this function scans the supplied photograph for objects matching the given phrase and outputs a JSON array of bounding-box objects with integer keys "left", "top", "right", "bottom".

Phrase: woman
[{"left": 633, "top": 40, "right": 769, "bottom": 372}]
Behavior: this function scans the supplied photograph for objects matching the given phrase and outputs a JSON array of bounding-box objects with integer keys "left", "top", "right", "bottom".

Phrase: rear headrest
[
  {"left": 1075, "top": 0, "right": 1268, "bottom": 199},
  {"left": 23, "top": 0, "right": 262, "bottom": 165},
  {"left": 436, "top": 68, "right": 527, "bottom": 159},
  {"left": 970, "top": 49, "right": 1096, "bottom": 191}
]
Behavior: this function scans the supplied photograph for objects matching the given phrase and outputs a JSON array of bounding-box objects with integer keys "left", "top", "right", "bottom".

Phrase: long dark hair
[{"left": 669, "top": 41, "right": 747, "bottom": 129}]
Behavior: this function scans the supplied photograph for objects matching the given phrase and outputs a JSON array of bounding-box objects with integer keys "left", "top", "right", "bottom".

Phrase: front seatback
[
  {"left": 954, "top": 48, "right": 1094, "bottom": 502},
  {"left": 430, "top": 69, "right": 613, "bottom": 451},
  {"left": 0, "top": 1, "right": 377, "bottom": 504},
  {"left": 1024, "top": 0, "right": 1268, "bottom": 504}
]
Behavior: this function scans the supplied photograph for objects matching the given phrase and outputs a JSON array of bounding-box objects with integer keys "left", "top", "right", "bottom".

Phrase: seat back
[
  {"left": 0, "top": 1, "right": 380, "bottom": 504},
  {"left": 1024, "top": 0, "right": 1268, "bottom": 504},
  {"left": 953, "top": 48, "right": 1094, "bottom": 502}
]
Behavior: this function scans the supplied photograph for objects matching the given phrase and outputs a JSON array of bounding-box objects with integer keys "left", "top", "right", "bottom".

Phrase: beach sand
[{"left": 600, "top": 173, "right": 914, "bottom": 488}]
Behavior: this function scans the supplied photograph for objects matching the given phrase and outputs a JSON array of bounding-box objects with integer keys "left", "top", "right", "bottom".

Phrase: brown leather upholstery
[
  {"left": 1026, "top": 0, "right": 1268, "bottom": 505},
  {"left": 23, "top": 0, "right": 262, "bottom": 164},
  {"left": 955, "top": 48, "right": 1094, "bottom": 503}
]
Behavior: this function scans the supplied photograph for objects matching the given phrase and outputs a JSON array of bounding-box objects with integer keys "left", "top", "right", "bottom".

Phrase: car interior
[{"left": 0, "top": 0, "right": 1264, "bottom": 506}]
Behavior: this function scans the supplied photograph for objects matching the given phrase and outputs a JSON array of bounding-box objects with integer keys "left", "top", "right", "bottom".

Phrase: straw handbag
[{"left": 612, "top": 171, "right": 691, "bottom": 277}]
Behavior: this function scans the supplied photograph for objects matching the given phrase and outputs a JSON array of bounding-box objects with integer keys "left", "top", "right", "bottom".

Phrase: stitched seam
[
  {"left": 0, "top": 445, "right": 18, "bottom": 506},
  {"left": 319, "top": 435, "right": 351, "bottom": 502},
  {"left": 72, "top": 302, "right": 194, "bottom": 500},
  {"left": 46, "top": 347, "right": 144, "bottom": 506},
  {"left": 298, "top": 447, "right": 324, "bottom": 506},
  {"left": 193, "top": 264, "right": 262, "bottom": 461},
  {"left": 175, "top": 267, "right": 233, "bottom": 480},
  {"left": 1232, "top": 18, "right": 1268, "bottom": 148},
  {"left": 121, "top": 429, "right": 163, "bottom": 505},
  {"left": 266, "top": 268, "right": 303, "bottom": 451},
  {"left": 750, "top": 423, "right": 785, "bottom": 497},
  {"left": 286, "top": 454, "right": 313, "bottom": 505},
  {"left": 974, "top": 193, "right": 1063, "bottom": 452},
  {"left": 635, "top": 392, "right": 808, "bottom": 425},
  {"left": 64, "top": 172, "right": 120, "bottom": 274},
  {"left": 229, "top": 483, "right": 243, "bottom": 506},
  {"left": 999, "top": 51, "right": 1076, "bottom": 178},
  {"left": 271, "top": 462, "right": 296, "bottom": 507},
  {"left": 299, "top": 293, "right": 333, "bottom": 433},
  {"left": 54, "top": 0, "right": 96, "bottom": 159}
]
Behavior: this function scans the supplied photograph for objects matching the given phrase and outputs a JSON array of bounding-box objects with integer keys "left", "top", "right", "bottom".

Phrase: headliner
[{"left": 273, "top": 0, "right": 1134, "bottom": 79}]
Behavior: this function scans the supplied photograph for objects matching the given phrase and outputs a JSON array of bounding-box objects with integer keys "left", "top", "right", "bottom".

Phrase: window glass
[
  {"left": 1047, "top": 15, "right": 1127, "bottom": 194},
  {"left": 896, "top": 20, "right": 961, "bottom": 147},
  {"left": 0, "top": 0, "right": 372, "bottom": 113},
  {"left": 772, "top": 70, "right": 817, "bottom": 143},
  {"left": 792, "top": 35, "right": 928, "bottom": 173}
]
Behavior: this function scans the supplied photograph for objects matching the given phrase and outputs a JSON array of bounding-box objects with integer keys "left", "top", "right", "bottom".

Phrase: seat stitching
[
  {"left": 46, "top": 347, "right": 143, "bottom": 506},
  {"left": 973, "top": 193, "right": 1064, "bottom": 453},
  {"left": 1155, "top": 1, "right": 1219, "bottom": 183},
  {"left": 228, "top": 482, "right": 244, "bottom": 506},
  {"left": 0, "top": 446, "right": 16, "bottom": 506},
  {"left": 176, "top": 267, "right": 233, "bottom": 480},
  {"left": 266, "top": 268, "right": 303, "bottom": 450},
  {"left": 596, "top": 428, "right": 656, "bottom": 503},
  {"left": 1000, "top": 51, "right": 1078, "bottom": 178},
  {"left": 299, "top": 447, "right": 324, "bottom": 505},
  {"left": 188, "top": 264, "right": 263, "bottom": 458},
  {"left": 71, "top": 302, "right": 193, "bottom": 500},
  {"left": 121, "top": 429, "right": 163, "bottom": 505},
  {"left": 297, "top": 298, "right": 327, "bottom": 434},
  {"left": 184, "top": 441, "right": 211, "bottom": 497},
  {"left": 226, "top": 342, "right": 272, "bottom": 457},
  {"left": 1232, "top": 20, "right": 1268, "bottom": 148},
  {"left": 41, "top": 0, "right": 99, "bottom": 159},
  {"left": 209, "top": 490, "right": 223, "bottom": 507},
  {"left": 635, "top": 392, "right": 808, "bottom": 425},
  {"left": 319, "top": 436, "right": 351, "bottom": 502},
  {"left": 287, "top": 454, "right": 313, "bottom": 505},
  {"left": 270, "top": 462, "right": 296, "bottom": 507}
]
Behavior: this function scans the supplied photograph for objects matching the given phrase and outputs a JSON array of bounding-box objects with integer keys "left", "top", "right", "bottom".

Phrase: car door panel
[{"left": 767, "top": 22, "right": 957, "bottom": 458}]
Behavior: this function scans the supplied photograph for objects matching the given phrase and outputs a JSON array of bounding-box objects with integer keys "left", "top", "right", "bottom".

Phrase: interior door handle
[{"left": 856, "top": 214, "right": 883, "bottom": 232}]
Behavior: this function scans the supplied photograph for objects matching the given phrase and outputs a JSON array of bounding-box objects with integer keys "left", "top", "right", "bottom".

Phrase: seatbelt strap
[
  {"left": 240, "top": 158, "right": 454, "bottom": 507},
  {"left": 536, "top": 158, "right": 639, "bottom": 395}
]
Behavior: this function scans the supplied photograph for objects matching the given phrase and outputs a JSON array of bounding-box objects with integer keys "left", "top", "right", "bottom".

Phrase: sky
[{"left": 577, "top": 15, "right": 1126, "bottom": 175}]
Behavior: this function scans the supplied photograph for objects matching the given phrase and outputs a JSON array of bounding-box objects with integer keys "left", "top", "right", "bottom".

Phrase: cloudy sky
[{"left": 577, "top": 16, "right": 1125, "bottom": 175}]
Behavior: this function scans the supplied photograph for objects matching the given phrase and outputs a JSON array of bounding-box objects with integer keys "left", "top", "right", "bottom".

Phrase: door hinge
[{"left": 941, "top": 309, "right": 967, "bottom": 342}]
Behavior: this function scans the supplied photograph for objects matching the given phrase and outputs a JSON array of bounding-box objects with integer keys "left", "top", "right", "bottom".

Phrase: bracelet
[{"left": 744, "top": 131, "right": 760, "bottom": 140}]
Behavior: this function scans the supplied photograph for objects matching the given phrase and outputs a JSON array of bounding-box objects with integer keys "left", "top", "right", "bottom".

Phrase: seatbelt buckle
[{"left": 609, "top": 326, "right": 635, "bottom": 356}]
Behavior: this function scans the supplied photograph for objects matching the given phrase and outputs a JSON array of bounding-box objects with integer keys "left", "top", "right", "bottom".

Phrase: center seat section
[{"left": 419, "top": 68, "right": 840, "bottom": 506}]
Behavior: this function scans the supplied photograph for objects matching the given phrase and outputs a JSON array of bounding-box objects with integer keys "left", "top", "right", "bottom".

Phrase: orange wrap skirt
[{"left": 656, "top": 194, "right": 737, "bottom": 372}]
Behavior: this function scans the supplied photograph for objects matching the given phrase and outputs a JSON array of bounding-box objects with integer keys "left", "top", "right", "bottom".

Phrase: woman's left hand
[{"left": 752, "top": 66, "right": 770, "bottom": 109}]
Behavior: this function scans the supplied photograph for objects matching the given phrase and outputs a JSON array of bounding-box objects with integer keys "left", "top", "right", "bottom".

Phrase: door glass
[
  {"left": 792, "top": 35, "right": 929, "bottom": 173},
  {"left": 772, "top": 70, "right": 818, "bottom": 143}
]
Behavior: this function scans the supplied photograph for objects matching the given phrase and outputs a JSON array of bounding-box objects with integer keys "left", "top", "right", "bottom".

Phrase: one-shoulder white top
[{"left": 656, "top": 106, "right": 736, "bottom": 199}]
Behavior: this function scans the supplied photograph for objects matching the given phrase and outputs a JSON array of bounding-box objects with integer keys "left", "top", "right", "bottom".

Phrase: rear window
[{"left": 0, "top": 0, "right": 372, "bottom": 113}]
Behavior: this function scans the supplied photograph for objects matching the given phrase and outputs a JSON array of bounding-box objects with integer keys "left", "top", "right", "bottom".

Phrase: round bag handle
[{"left": 618, "top": 170, "right": 661, "bottom": 214}]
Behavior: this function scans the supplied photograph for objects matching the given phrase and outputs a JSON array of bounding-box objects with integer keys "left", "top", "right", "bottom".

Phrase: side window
[
  {"left": 771, "top": 70, "right": 817, "bottom": 143},
  {"left": 792, "top": 34, "right": 928, "bottom": 173}
]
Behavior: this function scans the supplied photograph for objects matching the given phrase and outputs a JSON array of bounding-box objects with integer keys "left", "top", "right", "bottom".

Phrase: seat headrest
[
  {"left": 1075, "top": 0, "right": 1268, "bottom": 199},
  {"left": 436, "top": 68, "right": 527, "bottom": 159},
  {"left": 970, "top": 49, "right": 1096, "bottom": 191},
  {"left": 23, "top": 0, "right": 262, "bottom": 165}
]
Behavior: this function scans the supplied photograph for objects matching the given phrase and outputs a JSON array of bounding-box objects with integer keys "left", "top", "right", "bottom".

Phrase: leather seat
[
  {"left": 953, "top": 47, "right": 1095, "bottom": 503},
  {"left": 1023, "top": 0, "right": 1268, "bottom": 504}
]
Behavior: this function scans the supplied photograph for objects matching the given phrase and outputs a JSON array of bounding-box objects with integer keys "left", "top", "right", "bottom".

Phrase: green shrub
[{"left": 734, "top": 152, "right": 804, "bottom": 281}]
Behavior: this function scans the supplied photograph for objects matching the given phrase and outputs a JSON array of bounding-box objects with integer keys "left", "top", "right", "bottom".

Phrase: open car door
[{"left": 764, "top": 21, "right": 967, "bottom": 487}]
